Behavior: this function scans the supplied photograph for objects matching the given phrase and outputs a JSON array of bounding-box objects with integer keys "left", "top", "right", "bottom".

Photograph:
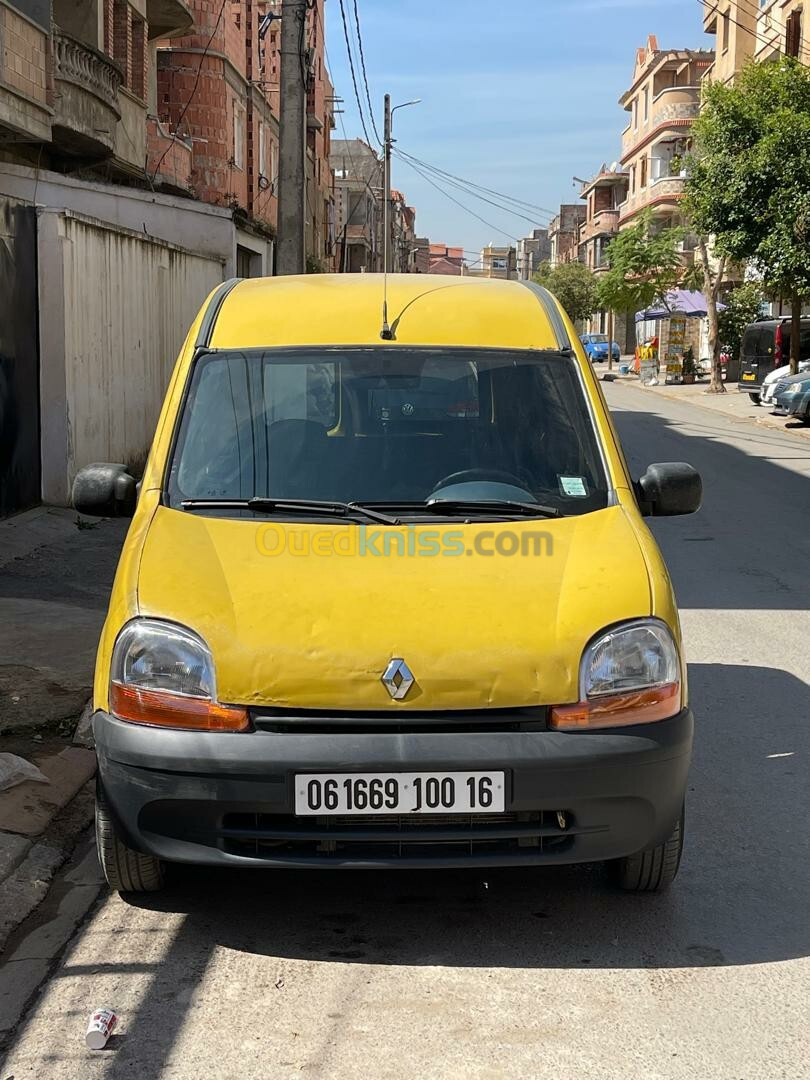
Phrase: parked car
[
  {"left": 760, "top": 360, "right": 810, "bottom": 406},
  {"left": 581, "top": 333, "right": 621, "bottom": 362},
  {"left": 738, "top": 317, "right": 810, "bottom": 403},
  {"left": 73, "top": 274, "right": 700, "bottom": 896},
  {"left": 772, "top": 371, "right": 810, "bottom": 420}
]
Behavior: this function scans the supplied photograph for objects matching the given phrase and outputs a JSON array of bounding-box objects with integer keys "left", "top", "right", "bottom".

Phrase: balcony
[
  {"left": 579, "top": 208, "right": 620, "bottom": 246},
  {"left": 146, "top": 0, "right": 193, "bottom": 39},
  {"left": 622, "top": 87, "right": 700, "bottom": 158},
  {"left": 52, "top": 30, "right": 123, "bottom": 158}
]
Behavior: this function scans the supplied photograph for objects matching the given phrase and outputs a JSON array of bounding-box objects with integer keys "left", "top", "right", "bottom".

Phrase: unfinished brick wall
[{"left": 1, "top": 5, "right": 48, "bottom": 105}]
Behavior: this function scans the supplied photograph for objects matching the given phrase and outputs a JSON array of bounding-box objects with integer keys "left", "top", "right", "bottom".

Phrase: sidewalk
[
  {"left": 593, "top": 362, "right": 810, "bottom": 438},
  {"left": 0, "top": 507, "right": 126, "bottom": 950}
]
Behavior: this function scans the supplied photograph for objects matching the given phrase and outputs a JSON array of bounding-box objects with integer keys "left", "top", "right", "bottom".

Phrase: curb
[{"left": 608, "top": 376, "right": 810, "bottom": 438}]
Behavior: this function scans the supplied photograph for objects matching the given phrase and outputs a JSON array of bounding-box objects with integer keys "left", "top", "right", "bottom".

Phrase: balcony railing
[{"left": 53, "top": 30, "right": 122, "bottom": 115}]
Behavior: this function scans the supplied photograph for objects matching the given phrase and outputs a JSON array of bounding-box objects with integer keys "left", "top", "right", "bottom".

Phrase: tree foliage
[
  {"left": 717, "top": 281, "right": 766, "bottom": 362},
  {"left": 595, "top": 211, "right": 689, "bottom": 316},
  {"left": 687, "top": 57, "right": 810, "bottom": 372},
  {"left": 532, "top": 260, "right": 597, "bottom": 324}
]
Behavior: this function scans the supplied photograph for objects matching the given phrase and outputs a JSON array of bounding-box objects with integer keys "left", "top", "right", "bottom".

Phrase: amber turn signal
[
  {"left": 549, "top": 682, "right": 681, "bottom": 731},
  {"left": 110, "top": 682, "right": 249, "bottom": 731}
]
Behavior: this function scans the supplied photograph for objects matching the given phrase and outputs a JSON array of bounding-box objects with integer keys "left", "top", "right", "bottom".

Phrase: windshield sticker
[{"left": 559, "top": 476, "right": 588, "bottom": 498}]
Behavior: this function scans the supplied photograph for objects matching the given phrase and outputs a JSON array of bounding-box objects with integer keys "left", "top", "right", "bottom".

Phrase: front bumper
[
  {"left": 738, "top": 378, "right": 762, "bottom": 393},
  {"left": 94, "top": 708, "right": 693, "bottom": 869}
]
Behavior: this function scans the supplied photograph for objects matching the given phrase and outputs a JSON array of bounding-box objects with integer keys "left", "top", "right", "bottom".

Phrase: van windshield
[{"left": 166, "top": 347, "right": 610, "bottom": 516}]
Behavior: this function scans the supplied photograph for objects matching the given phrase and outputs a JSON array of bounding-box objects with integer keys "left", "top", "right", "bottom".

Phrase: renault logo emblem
[{"left": 381, "top": 658, "right": 414, "bottom": 700}]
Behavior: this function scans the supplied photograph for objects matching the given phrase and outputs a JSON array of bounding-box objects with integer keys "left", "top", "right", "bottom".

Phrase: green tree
[
  {"left": 687, "top": 57, "right": 810, "bottom": 376},
  {"left": 717, "top": 281, "right": 766, "bottom": 368},
  {"left": 532, "top": 260, "right": 597, "bottom": 325},
  {"left": 595, "top": 211, "right": 687, "bottom": 317}
]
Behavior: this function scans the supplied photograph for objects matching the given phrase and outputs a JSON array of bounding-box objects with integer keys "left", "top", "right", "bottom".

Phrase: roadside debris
[
  {"left": 0, "top": 754, "right": 49, "bottom": 793},
  {"left": 85, "top": 1007, "right": 117, "bottom": 1049}
]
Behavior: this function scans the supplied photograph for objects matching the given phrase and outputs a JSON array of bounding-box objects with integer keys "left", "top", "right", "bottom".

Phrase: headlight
[
  {"left": 550, "top": 619, "right": 682, "bottom": 731},
  {"left": 109, "top": 619, "right": 248, "bottom": 731}
]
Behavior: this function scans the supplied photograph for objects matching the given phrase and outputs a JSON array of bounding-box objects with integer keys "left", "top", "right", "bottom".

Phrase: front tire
[
  {"left": 95, "top": 789, "right": 165, "bottom": 894},
  {"left": 611, "top": 807, "right": 684, "bottom": 893},
  {"left": 749, "top": 393, "right": 761, "bottom": 404}
]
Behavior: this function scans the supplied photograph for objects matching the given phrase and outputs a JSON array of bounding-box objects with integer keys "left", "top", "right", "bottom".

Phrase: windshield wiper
[
  {"left": 359, "top": 499, "right": 561, "bottom": 519},
  {"left": 181, "top": 498, "right": 400, "bottom": 525}
]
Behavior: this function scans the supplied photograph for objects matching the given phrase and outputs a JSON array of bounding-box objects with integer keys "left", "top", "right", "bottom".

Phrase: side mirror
[
  {"left": 72, "top": 463, "right": 137, "bottom": 518},
  {"left": 636, "top": 462, "right": 702, "bottom": 517}
]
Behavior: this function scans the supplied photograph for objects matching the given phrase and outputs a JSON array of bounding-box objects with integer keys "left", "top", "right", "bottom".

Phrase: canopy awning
[{"left": 635, "top": 289, "right": 726, "bottom": 322}]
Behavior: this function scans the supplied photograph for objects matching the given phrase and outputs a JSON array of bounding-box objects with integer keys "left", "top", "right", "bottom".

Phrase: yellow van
[{"left": 74, "top": 274, "right": 701, "bottom": 895}]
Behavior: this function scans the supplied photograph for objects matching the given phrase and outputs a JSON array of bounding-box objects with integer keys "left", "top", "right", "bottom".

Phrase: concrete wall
[
  {"left": 0, "top": 161, "right": 241, "bottom": 272},
  {"left": 38, "top": 209, "right": 225, "bottom": 504}
]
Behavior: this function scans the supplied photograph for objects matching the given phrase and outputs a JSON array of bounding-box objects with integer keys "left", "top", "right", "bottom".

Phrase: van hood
[{"left": 137, "top": 505, "right": 652, "bottom": 711}]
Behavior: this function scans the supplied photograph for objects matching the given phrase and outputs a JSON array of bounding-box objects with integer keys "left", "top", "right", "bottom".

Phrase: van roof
[{"left": 206, "top": 273, "right": 567, "bottom": 352}]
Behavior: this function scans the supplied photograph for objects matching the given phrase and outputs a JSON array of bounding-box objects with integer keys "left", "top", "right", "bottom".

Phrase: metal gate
[{"left": 0, "top": 200, "right": 40, "bottom": 517}]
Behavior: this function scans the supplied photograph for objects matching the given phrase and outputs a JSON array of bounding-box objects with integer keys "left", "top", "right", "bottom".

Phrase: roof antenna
[{"left": 380, "top": 276, "right": 393, "bottom": 340}]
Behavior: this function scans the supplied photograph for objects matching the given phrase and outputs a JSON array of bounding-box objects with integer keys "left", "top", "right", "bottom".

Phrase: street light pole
[
  {"left": 382, "top": 95, "right": 421, "bottom": 275},
  {"left": 383, "top": 94, "right": 391, "bottom": 275}
]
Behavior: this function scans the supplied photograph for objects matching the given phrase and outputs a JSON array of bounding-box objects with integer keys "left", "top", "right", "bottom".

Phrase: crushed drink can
[{"left": 85, "top": 1007, "right": 117, "bottom": 1050}]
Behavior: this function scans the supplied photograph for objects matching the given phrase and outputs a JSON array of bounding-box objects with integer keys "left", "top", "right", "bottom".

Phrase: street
[{"left": 1, "top": 384, "right": 808, "bottom": 1079}]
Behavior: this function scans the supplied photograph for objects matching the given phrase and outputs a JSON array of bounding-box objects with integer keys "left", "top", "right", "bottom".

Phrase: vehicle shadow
[
  {"left": 609, "top": 398, "right": 810, "bottom": 609},
  {"left": 118, "top": 661, "right": 808, "bottom": 974}
]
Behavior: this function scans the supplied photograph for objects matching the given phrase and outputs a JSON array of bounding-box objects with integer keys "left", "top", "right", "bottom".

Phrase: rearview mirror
[
  {"left": 636, "top": 462, "right": 702, "bottom": 517},
  {"left": 72, "top": 463, "right": 137, "bottom": 518}
]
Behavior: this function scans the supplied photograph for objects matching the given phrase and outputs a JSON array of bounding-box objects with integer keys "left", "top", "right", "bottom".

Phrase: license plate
[
  {"left": 294, "top": 772, "right": 506, "bottom": 816},
  {"left": 742, "top": 373, "right": 755, "bottom": 380}
]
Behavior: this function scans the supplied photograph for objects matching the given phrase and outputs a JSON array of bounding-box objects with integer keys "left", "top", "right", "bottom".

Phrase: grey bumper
[{"left": 94, "top": 708, "right": 693, "bottom": 869}]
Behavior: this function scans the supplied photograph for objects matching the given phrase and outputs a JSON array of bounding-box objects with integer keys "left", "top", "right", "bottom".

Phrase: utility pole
[
  {"left": 383, "top": 93, "right": 392, "bottom": 275},
  {"left": 277, "top": 0, "right": 306, "bottom": 275}
]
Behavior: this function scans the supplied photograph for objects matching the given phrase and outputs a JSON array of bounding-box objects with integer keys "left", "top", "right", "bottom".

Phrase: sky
[{"left": 323, "top": 0, "right": 708, "bottom": 261}]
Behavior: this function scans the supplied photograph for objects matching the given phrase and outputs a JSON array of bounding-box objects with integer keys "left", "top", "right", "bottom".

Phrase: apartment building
[
  {"left": 578, "top": 166, "right": 628, "bottom": 273},
  {"left": 475, "top": 244, "right": 517, "bottom": 279},
  {"left": 548, "top": 204, "right": 586, "bottom": 266},
  {"left": 756, "top": 0, "right": 807, "bottom": 61},
  {"left": 618, "top": 37, "right": 713, "bottom": 233},
  {"left": 702, "top": 1, "right": 756, "bottom": 84},
  {"left": 516, "top": 227, "right": 551, "bottom": 280},
  {"left": 331, "top": 137, "right": 381, "bottom": 272}
]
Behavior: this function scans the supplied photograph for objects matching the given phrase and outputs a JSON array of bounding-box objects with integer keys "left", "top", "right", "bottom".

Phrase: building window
[
  {"left": 722, "top": 8, "right": 730, "bottom": 52},
  {"left": 269, "top": 138, "right": 277, "bottom": 185},
  {"left": 233, "top": 101, "right": 244, "bottom": 170},
  {"left": 632, "top": 97, "right": 638, "bottom": 130},
  {"left": 643, "top": 86, "right": 649, "bottom": 122},
  {"left": 258, "top": 121, "right": 266, "bottom": 177},
  {"left": 640, "top": 154, "right": 648, "bottom": 189},
  {"left": 786, "top": 10, "right": 802, "bottom": 58}
]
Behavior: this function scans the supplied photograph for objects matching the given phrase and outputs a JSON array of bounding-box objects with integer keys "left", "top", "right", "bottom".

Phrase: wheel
[
  {"left": 611, "top": 806, "right": 684, "bottom": 893},
  {"left": 749, "top": 393, "right": 761, "bottom": 404},
  {"left": 95, "top": 788, "right": 165, "bottom": 894}
]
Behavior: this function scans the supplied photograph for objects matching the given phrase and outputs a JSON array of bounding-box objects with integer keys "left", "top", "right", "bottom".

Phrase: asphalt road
[{"left": 3, "top": 384, "right": 810, "bottom": 1079}]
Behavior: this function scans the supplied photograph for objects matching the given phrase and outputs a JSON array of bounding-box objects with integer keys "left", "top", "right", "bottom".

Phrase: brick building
[
  {"left": 516, "top": 227, "right": 550, "bottom": 280},
  {"left": 428, "top": 243, "right": 464, "bottom": 276},
  {"left": 548, "top": 204, "right": 585, "bottom": 266}
]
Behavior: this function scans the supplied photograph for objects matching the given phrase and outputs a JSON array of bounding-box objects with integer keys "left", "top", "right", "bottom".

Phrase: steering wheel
[{"left": 430, "top": 468, "right": 533, "bottom": 494}]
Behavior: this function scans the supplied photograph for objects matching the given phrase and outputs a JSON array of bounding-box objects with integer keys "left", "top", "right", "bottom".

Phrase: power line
[
  {"left": 150, "top": 0, "right": 228, "bottom": 184},
  {"left": 393, "top": 147, "right": 520, "bottom": 243},
  {"left": 351, "top": 0, "right": 382, "bottom": 144},
  {"left": 395, "top": 148, "right": 553, "bottom": 227},
  {"left": 393, "top": 149, "right": 557, "bottom": 217},
  {"left": 337, "top": 0, "right": 374, "bottom": 147}
]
